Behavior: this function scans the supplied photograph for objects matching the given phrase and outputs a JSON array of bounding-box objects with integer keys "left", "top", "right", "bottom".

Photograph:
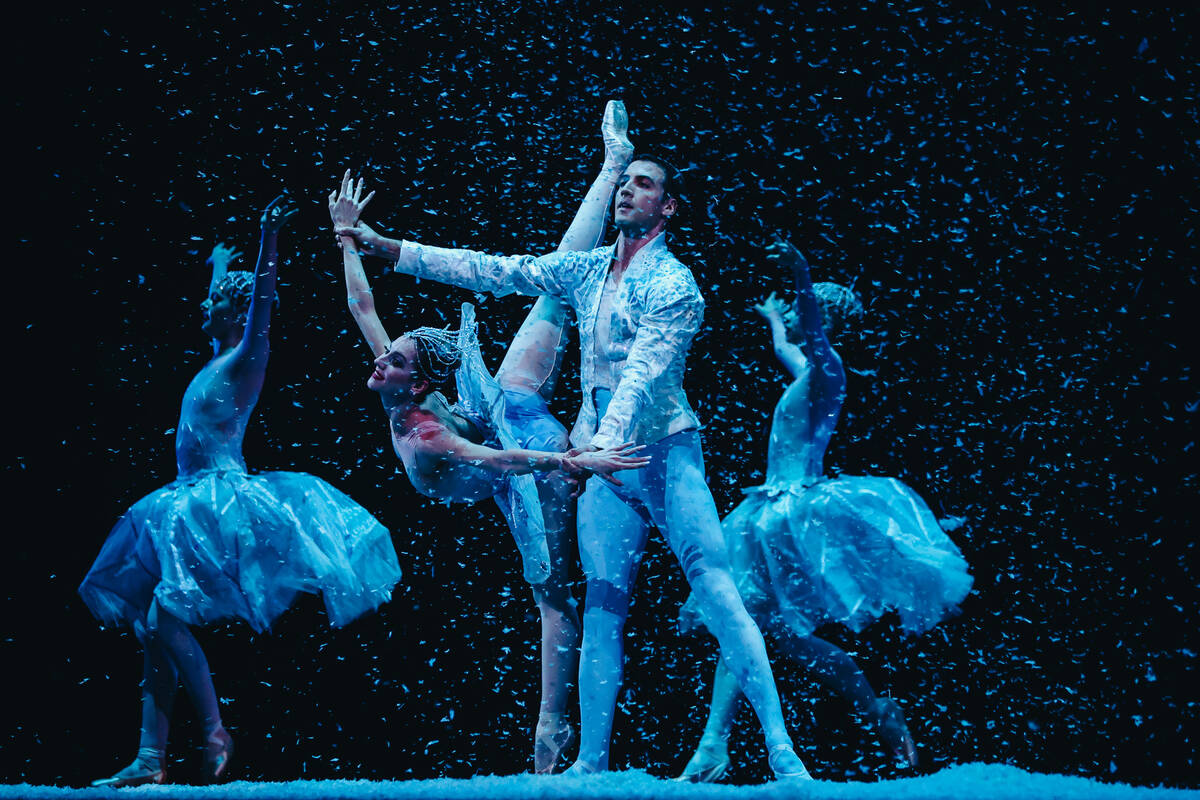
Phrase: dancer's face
[
  {"left": 200, "top": 288, "right": 240, "bottom": 339},
  {"left": 369, "top": 336, "right": 425, "bottom": 396},
  {"left": 614, "top": 160, "right": 676, "bottom": 235}
]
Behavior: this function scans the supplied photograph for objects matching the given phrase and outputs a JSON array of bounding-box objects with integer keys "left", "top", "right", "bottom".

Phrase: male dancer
[{"left": 336, "top": 141, "right": 811, "bottom": 780}]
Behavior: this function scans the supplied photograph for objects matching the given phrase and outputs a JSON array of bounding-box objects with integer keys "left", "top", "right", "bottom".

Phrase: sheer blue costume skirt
[
  {"left": 681, "top": 476, "right": 972, "bottom": 638},
  {"left": 79, "top": 469, "right": 402, "bottom": 633},
  {"left": 454, "top": 303, "right": 551, "bottom": 584}
]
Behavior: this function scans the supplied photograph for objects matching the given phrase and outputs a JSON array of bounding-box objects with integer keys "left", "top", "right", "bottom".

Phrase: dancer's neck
[{"left": 613, "top": 222, "right": 666, "bottom": 278}]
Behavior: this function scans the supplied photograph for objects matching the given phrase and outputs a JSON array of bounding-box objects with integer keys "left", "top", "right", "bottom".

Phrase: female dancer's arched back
[
  {"left": 80, "top": 197, "right": 403, "bottom": 788},
  {"left": 677, "top": 238, "right": 973, "bottom": 782},
  {"left": 328, "top": 102, "right": 646, "bottom": 773}
]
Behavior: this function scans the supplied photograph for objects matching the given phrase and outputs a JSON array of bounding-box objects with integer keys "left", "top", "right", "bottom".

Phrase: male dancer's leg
[
  {"left": 572, "top": 480, "right": 650, "bottom": 770},
  {"left": 643, "top": 433, "right": 809, "bottom": 777}
]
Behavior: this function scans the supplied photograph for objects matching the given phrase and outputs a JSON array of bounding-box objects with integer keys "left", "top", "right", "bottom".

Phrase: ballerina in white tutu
[
  {"left": 80, "top": 196, "right": 404, "bottom": 788},
  {"left": 677, "top": 237, "right": 973, "bottom": 781}
]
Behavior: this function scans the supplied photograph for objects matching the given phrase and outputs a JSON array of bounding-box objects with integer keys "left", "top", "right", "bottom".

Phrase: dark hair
[{"left": 631, "top": 152, "right": 685, "bottom": 208}]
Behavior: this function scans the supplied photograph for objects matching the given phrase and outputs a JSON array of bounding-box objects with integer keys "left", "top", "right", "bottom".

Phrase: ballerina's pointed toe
[
  {"left": 91, "top": 759, "right": 166, "bottom": 788},
  {"left": 601, "top": 100, "right": 635, "bottom": 167},
  {"left": 873, "top": 697, "right": 918, "bottom": 768},
  {"left": 674, "top": 743, "right": 731, "bottom": 783},
  {"left": 768, "top": 743, "right": 813, "bottom": 781},
  {"left": 534, "top": 719, "right": 575, "bottom": 775},
  {"left": 202, "top": 727, "right": 234, "bottom": 784}
]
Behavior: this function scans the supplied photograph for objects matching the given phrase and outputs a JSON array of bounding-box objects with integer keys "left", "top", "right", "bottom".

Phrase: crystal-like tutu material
[
  {"left": 79, "top": 469, "right": 402, "bottom": 633},
  {"left": 680, "top": 476, "right": 972, "bottom": 638},
  {"left": 454, "top": 303, "right": 551, "bottom": 584}
]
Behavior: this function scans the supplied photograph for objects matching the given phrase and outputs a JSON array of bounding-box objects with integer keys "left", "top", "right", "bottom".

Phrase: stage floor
[{"left": 1, "top": 764, "right": 1192, "bottom": 800}]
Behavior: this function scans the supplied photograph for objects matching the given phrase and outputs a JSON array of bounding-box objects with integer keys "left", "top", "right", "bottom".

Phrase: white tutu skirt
[
  {"left": 80, "top": 469, "right": 402, "bottom": 633},
  {"left": 680, "top": 476, "right": 972, "bottom": 638}
]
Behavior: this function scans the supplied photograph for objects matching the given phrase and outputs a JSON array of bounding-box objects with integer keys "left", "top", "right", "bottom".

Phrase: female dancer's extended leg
[
  {"left": 495, "top": 100, "right": 634, "bottom": 773},
  {"left": 680, "top": 620, "right": 917, "bottom": 780},
  {"left": 773, "top": 624, "right": 916, "bottom": 765}
]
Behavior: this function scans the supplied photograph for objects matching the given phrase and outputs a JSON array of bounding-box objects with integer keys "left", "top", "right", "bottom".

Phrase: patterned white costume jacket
[{"left": 394, "top": 232, "right": 704, "bottom": 449}]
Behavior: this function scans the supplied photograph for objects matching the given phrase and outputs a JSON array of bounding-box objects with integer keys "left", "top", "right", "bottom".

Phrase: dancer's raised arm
[
  {"left": 768, "top": 237, "right": 844, "bottom": 390},
  {"left": 329, "top": 171, "right": 390, "bottom": 356},
  {"left": 754, "top": 291, "right": 808, "bottom": 380},
  {"left": 205, "top": 243, "right": 243, "bottom": 301},
  {"left": 232, "top": 195, "right": 297, "bottom": 369}
]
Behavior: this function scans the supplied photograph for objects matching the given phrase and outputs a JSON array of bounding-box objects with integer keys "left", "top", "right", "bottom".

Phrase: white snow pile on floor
[{"left": 1, "top": 764, "right": 1193, "bottom": 800}]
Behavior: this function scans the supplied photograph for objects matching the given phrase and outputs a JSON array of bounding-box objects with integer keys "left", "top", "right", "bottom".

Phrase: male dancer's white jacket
[{"left": 394, "top": 232, "right": 704, "bottom": 449}]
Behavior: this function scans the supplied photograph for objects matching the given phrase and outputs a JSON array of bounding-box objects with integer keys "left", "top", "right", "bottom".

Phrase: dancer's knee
[
  {"left": 584, "top": 578, "right": 631, "bottom": 623},
  {"left": 533, "top": 580, "right": 577, "bottom": 617}
]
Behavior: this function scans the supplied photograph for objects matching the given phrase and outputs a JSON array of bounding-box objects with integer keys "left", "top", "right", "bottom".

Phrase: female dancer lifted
[
  {"left": 327, "top": 102, "right": 647, "bottom": 773},
  {"left": 80, "top": 197, "right": 403, "bottom": 788},
  {"left": 677, "top": 238, "right": 973, "bottom": 781}
]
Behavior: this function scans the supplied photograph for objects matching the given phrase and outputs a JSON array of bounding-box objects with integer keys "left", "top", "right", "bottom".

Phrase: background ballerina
[
  {"left": 79, "top": 196, "right": 403, "bottom": 788},
  {"left": 677, "top": 237, "right": 973, "bottom": 782},
  {"left": 327, "top": 102, "right": 645, "bottom": 772}
]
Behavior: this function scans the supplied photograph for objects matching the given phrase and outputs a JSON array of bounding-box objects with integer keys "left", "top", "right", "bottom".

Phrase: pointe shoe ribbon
[
  {"left": 674, "top": 741, "right": 731, "bottom": 783},
  {"left": 91, "top": 751, "right": 166, "bottom": 789},
  {"left": 534, "top": 719, "right": 575, "bottom": 775},
  {"left": 203, "top": 727, "right": 234, "bottom": 784},
  {"left": 768, "top": 743, "right": 813, "bottom": 781}
]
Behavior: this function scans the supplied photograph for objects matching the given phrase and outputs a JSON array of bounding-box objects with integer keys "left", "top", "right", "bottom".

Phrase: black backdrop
[{"left": 7, "top": 1, "right": 1197, "bottom": 789}]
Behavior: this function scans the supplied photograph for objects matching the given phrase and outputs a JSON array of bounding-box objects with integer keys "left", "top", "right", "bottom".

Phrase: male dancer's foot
[
  {"left": 675, "top": 735, "right": 731, "bottom": 783},
  {"left": 871, "top": 697, "right": 918, "bottom": 767},
  {"left": 768, "top": 743, "right": 813, "bottom": 781},
  {"left": 202, "top": 726, "right": 234, "bottom": 783},
  {"left": 534, "top": 713, "right": 574, "bottom": 775},
  {"left": 91, "top": 746, "right": 165, "bottom": 788},
  {"left": 602, "top": 100, "right": 635, "bottom": 170}
]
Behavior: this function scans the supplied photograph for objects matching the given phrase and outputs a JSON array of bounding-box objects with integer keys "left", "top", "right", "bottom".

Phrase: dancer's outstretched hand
[
  {"left": 261, "top": 194, "right": 299, "bottom": 234},
  {"left": 754, "top": 291, "right": 788, "bottom": 321},
  {"left": 563, "top": 442, "right": 650, "bottom": 488},
  {"left": 206, "top": 243, "right": 243, "bottom": 268},
  {"left": 766, "top": 235, "right": 809, "bottom": 273},
  {"left": 328, "top": 169, "right": 376, "bottom": 232}
]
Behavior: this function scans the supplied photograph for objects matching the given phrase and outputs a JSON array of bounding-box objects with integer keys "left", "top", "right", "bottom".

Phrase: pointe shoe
[
  {"left": 91, "top": 749, "right": 166, "bottom": 788},
  {"left": 202, "top": 727, "right": 234, "bottom": 784},
  {"left": 872, "top": 697, "right": 918, "bottom": 768},
  {"left": 674, "top": 740, "right": 731, "bottom": 783},
  {"left": 602, "top": 100, "right": 635, "bottom": 169},
  {"left": 767, "top": 743, "right": 813, "bottom": 781},
  {"left": 563, "top": 758, "right": 602, "bottom": 776},
  {"left": 534, "top": 718, "right": 575, "bottom": 775}
]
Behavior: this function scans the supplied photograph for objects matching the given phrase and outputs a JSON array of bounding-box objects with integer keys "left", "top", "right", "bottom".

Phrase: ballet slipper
[
  {"left": 674, "top": 738, "right": 731, "bottom": 783},
  {"left": 767, "top": 743, "right": 813, "bottom": 781},
  {"left": 563, "top": 758, "right": 602, "bottom": 775},
  {"left": 533, "top": 716, "right": 575, "bottom": 775},
  {"left": 91, "top": 748, "right": 165, "bottom": 788},
  {"left": 602, "top": 100, "right": 634, "bottom": 170},
  {"left": 202, "top": 726, "right": 234, "bottom": 784},
  {"left": 872, "top": 697, "right": 918, "bottom": 768}
]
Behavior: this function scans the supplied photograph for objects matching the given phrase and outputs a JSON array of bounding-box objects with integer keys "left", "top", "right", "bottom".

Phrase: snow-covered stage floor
[{"left": 2, "top": 764, "right": 1192, "bottom": 800}]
